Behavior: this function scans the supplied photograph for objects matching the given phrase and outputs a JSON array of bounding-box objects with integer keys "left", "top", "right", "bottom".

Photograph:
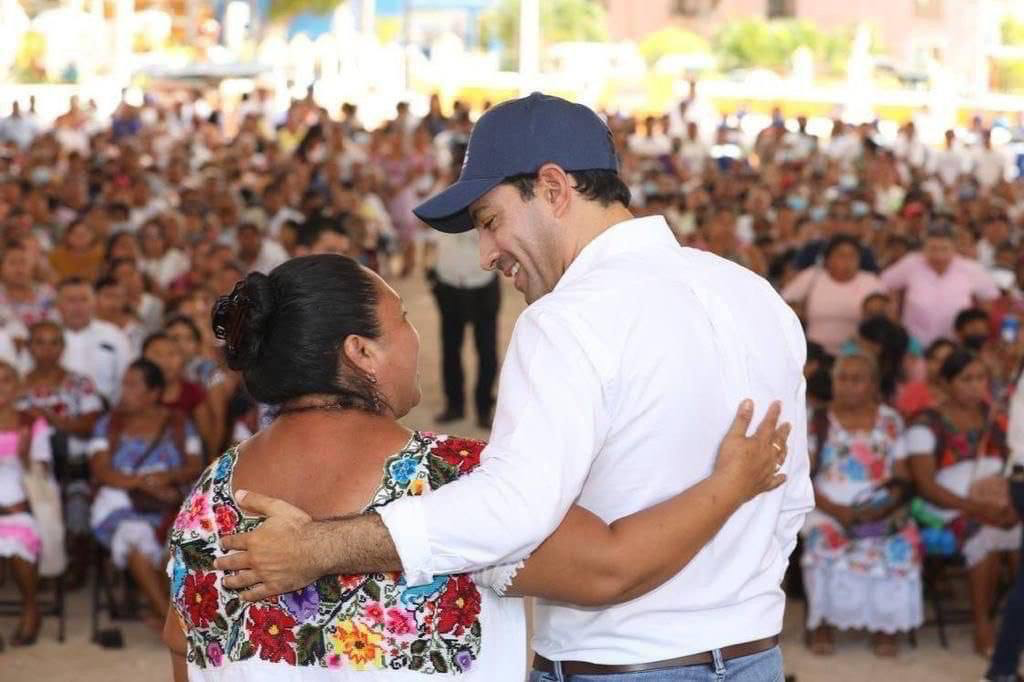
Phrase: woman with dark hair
[
  {"left": 90, "top": 359, "right": 203, "bottom": 629},
  {"left": 907, "top": 349, "right": 1021, "bottom": 655},
  {"left": 783, "top": 234, "right": 884, "bottom": 354},
  {"left": 845, "top": 315, "right": 911, "bottom": 401},
  {"left": 0, "top": 242, "right": 56, "bottom": 328},
  {"left": 802, "top": 352, "right": 921, "bottom": 657},
  {"left": 163, "top": 254, "right": 789, "bottom": 680}
]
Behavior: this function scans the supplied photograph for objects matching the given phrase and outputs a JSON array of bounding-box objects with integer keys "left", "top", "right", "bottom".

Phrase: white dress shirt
[
  {"left": 60, "top": 320, "right": 135, "bottom": 405},
  {"left": 379, "top": 216, "right": 812, "bottom": 663}
]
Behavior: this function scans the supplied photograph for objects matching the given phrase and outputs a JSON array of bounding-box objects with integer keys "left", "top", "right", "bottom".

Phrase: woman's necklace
[{"left": 275, "top": 401, "right": 347, "bottom": 417}]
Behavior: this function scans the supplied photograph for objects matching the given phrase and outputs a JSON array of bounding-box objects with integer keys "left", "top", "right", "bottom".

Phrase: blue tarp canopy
[{"left": 375, "top": 0, "right": 494, "bottom": 14}]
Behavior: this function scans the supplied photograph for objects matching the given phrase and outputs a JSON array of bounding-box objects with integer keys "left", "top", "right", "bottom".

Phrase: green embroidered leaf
[
  {"left": 296, "top": 625, "right": 325, "bottom": 666},
  {"left": 362, "top": 580, "right": 381, "bottom": 602},
  {"left": 225, "top": 598, "right": 241, "bottom": 616},
  {"left": 430, "top": 652, "right": 449, "bottom": 673},
  {"left": 194, "top": 647, "right": 207, "bottom": 668},
  {"left": 470, "top": 621, "right": 481, "bottom": 638},
  {"left": 410, "top": 639, "right": 427, "bottom": 655},
  {"left": 213, "top": 614, "right": 228, "bottom": 632},
  {"left": 179, "top": 539, "right": 216, "bottom": 570},
  {"left": 201, "top": 476, "right": 213, "bottom": 493},
  {"left": 238, "top": 641, "right": 256, "bottom": 660},
  {"left": 315, "top": 576, "right": 342, "bottom": 603},
  {"left": 426, "top": 456, "right": 459, "bottom": 489},
  {"left": 226, "top": 619, "right": 242, "bottom": 654},
  {"left": 409, "top": 655, "right": 425, "bottom": 670}
]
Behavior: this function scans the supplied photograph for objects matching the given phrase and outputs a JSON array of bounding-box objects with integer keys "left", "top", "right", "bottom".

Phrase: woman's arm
[
  {"left": 506, "top": 400, "right": 789, "bottom": 606},
  {"left": 90, "top": 448, "right": 141, "bottom": 490},
  {"left": 163, "top": 609, "right": 188, "bottom": 682}
]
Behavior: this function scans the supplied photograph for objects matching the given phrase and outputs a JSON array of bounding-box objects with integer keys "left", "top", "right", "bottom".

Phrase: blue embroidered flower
[
  {"left": 214, "top": 455, "right": 233, "bottom": 481},
  {"left": 171, "top": 548, "right": 187, "bottom": 598},
  {"left": 281, "top": 583, "right": 320, "bottom": 621},
  {"left": 841, "top": 456, "right": 867, "bottom": 481},
  {"left": 455, "top": 649, "right": 474, "bottom": 671},
  {"left": 389, "top": 457, "right": 419, "bottom": 486},
  {"left": 886, "top": 536, "right": 911, "bottom": 565}
]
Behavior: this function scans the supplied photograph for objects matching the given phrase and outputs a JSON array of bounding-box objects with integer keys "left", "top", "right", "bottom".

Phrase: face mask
[
  {"left": 851, "top": 200, "right": 869, "bottom": 217},
  {"left": 642, "top": 182, "right": 658, "bottom": 197},
  {"left": 308, "top": 146, "right": 326, "bottom": 163},
  {"left": 963, "top": 333, "right": 988, "bottom": 351},
  {"left": 810, "top": 205, "right": 828, "bottom": 222},
  {"left": 787, "top": 195, "right": 808, "bottom": 212},
  {"left": 839, "top": 173, "right": 858, "bottom": 190}
]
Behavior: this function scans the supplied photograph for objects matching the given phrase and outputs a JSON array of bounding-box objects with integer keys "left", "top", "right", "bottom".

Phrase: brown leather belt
[
  {"left": 0, "top": 502, "right": 29, "bottom": 515},
  {"left": 533, "top": 636, "right": 780, "bottom": 675}
]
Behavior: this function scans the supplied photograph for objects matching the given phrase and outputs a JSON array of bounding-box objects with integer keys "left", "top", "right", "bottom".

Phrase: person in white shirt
[
  {"left": 237, "top": 222, "right": 289, "bottom": 275},
  {"left": 52, "top": 278, "right": 134, "bottom": 406},
  {"left": 930, "top": 129, "right": 970, "bottom": 188},
  {"left": 628, "top": 115, "right": 673, "bottom": 158},
  {"left": 215, "top": 93, "right": 812, "bottom": 680},
  {"left": 989, "top": 381, "right": 1024, "bottom": 681},
  {"left": 0, "top": 101, "right": 38, "bottom": 149},
  {"left": 678, "top": 121, "right": 709, "bottom": 175},
  {"left": 892, "top": 120, "right": 929, "bottom": 170},
  {"left": 973, "top": 130, "right": 1011, "bottom": 190}
]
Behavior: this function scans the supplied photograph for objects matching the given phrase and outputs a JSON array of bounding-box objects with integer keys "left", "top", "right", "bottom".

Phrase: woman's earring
[{"left": 370, "top": 372, "right": 377, "bottom": 384}]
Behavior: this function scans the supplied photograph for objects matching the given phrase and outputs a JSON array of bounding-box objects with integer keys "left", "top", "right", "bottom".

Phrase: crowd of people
[{"left": 0, "top": 83, "right": 1021, "bottom": 676}]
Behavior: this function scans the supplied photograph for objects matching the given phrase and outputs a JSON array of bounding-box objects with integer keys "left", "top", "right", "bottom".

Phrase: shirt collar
[{"left": 554, "top": 215, "right": 676, "bottom": 293}]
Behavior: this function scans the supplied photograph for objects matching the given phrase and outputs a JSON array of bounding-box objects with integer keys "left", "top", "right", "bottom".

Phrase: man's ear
[{"left": 536, "top": 163, "right": 572, "bottom": 219}]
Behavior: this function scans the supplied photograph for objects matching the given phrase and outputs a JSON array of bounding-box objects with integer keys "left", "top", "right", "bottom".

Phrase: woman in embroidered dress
[
  {"left": 802, "top": 352, "right": 922, "bottom": 658},
  {"left": 163, "top": 254, "right": 790, "bottom": 681},
  {"left": 18, "top": 320, "right": 104, "bottom": 588},
  {"left": 0, "top": 242, "right": 56, "bottom": 329},
  {"left": 0, "top": 360, "right": 52, "bottom": 646},
  {"left": 907, "top": 348, "right": 1022, "bottom": 655},
  {"left": 90, "top": 358, "right": 203, "bottom": 628}
]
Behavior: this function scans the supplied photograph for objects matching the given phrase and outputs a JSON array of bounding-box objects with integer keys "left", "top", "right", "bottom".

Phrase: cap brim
[{"left": 413, "top": 177, "right": 503, "bottom": 234}]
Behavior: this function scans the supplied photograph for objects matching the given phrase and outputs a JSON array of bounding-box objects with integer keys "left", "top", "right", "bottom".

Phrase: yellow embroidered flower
[
  {"left": 332, "top": 621, "right": 384, "bottom": 670},
  {"left": 409, "top": 478, "right": 426, "bottom": 496}
]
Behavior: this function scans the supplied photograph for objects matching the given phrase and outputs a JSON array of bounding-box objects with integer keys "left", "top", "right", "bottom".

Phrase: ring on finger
[{"left": 772, "top": 442, "right": 784, "bottom": 452}]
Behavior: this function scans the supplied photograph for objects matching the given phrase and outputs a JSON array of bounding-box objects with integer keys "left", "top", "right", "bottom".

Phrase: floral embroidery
[{"left": 169, "top": 433, "right": 486, "bottom": 673}]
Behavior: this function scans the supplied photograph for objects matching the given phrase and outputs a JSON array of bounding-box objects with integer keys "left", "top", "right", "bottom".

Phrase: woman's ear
[{"left": 342, "top": 334, "right": 379, "bottom": 379}]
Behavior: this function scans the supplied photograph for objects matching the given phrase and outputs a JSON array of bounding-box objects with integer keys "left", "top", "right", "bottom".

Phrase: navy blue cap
[{"left": 414, "top": 92, "right": 619, "bottom": 233}]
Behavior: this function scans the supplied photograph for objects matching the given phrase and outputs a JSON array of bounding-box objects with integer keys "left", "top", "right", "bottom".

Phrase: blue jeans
[
  {"left": 529, "top": 646, "right": 784, "bottom": 682},
  {"left": 985, "top": 478, "right": 1024, "bottom": 681}
]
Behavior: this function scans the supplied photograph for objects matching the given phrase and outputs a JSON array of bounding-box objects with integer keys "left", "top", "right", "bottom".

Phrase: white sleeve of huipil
[
  {"left": 378, "top": 306, "right": 611, "bottom": 586},
  {"left": 775, "top": 312, "right": 815, "bottom": 560}
]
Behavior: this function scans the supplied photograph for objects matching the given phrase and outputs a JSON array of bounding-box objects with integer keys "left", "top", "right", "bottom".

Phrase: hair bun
[{"left": 212, "top": 272, "right": 275, "bottom": 370}]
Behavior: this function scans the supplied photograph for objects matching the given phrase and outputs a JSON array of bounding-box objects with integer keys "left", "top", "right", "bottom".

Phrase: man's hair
[
  {"left": 954, "top": 307, "right": 989, "bottom": 332},
  {"left": 501, "top": 169, "right": 631, "bottom": 209},
  {"left": 57, "top": 276, "right": 91, "bottom": 292}
]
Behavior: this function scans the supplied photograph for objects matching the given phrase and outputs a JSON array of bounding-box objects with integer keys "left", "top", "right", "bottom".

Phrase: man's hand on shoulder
[
  {"left": 215, "top": 490, "right": 323, "bottom": 602},
  {"left": 713, "top": 399, "right": 790, "bottom": 503}
]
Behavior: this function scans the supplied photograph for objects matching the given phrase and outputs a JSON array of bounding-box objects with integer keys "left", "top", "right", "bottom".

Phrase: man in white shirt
[
  {"left": 628, "top": 115, "right": 673, "bottom": 158},
  {"left": 930, "top": 129, "right": 970, "bottom": 188},
  {"left": 0, "top": 101, "right": 38, "bottom": 149},
  {"left": 973, "top": 129, "right": 1011, "bottom": 190},
  {"left": 53, "top": 278, "right": 135, "bottom": 406},
  {"left": 218, "top": 94, "right": 812, "bottom": 679},
  {"left": 236, "top": 221, "right": 289, "bottom": 274},
  {"left": 426, "top": 227, "right": 501, "bottom": 428}
]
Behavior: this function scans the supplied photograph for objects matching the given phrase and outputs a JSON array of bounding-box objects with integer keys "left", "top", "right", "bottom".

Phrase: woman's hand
[{"left": 712, "top": 400, "right": 790, "bottom": 502}]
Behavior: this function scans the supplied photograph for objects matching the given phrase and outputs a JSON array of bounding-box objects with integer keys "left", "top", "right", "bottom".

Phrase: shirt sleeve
[
  {"left": 1007, "top": 382, "right": 1024, "bottom": 467},
  {"left": 377, "top": 306, "right": 611, "bottom": 586},
  {"left": 968, "top": 262, "right": 1000, "bottom": 302},
  {"left": 184, "top": 419, "right": 202, "bottom": 457},
  {"left": 89, "top": 415, "right": 112, "bottom": 455},
  {"left": 880, "top": 255, "right": 911, "bottom": 292},
  {"left": 905, "top": 424, "right": 937, "bottom": 455},
  {"left": 780, "top": 267, "right": 814, "bottom": 303}
]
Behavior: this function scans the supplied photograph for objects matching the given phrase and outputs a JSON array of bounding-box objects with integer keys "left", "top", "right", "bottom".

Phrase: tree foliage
[
  {"left": 711, "top": 18, "right": 861, "bottom": 76},
  {"left": 637, "top": 27, "right": 709, "bottom": 66},
  {"left": 268, "top": 0, "right": 344, "bottom": 22},
  {"left": 480, "top": 0, "right": 608, "bottom": 70}
]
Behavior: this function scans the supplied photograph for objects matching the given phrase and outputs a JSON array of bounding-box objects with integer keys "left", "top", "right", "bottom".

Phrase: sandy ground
[{"left": 0, "top": 273, "right": 1003, "bottom": 681}]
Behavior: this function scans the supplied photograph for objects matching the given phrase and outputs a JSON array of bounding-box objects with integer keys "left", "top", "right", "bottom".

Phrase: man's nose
[{"left": 479, "top": 235, "right": 498, "bottom": 271}]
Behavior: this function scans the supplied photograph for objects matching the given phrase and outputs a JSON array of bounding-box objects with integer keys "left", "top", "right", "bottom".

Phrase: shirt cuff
[{"left": 376, "top": 496, "right": 434, "bottom": 587}]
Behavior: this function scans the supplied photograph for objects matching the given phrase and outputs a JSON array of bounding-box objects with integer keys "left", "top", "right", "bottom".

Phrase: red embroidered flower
[
  {"left": 247, "top": 605, "right": 297, "bottom": 664},
  {"left": 433, "top": 438, "right": 484, "bottom": 474},
  {"left": 182, "top": 571, "right": 219, "bottom": 628},
  {"left": 435, "top": 575, "right": 481, "bottom": 634},
  {"left": 338, "top": 574, "right": 366, "bottom": 592},
  {"left": 214, "top": 504, "right": 239, "bottom": 534},
  {"left": 363, "top": 601, "right": 385, "bottom": 625}
]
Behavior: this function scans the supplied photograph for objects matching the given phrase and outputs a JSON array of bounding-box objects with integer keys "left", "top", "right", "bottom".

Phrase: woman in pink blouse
[{"left": 783, "top": 235, "right": 884, "bottom": 355}]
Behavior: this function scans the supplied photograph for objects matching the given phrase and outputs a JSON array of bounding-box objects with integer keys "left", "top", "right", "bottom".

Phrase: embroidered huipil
[{"left": 168, "top": 432, "right": 524, "bottom": 681}]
